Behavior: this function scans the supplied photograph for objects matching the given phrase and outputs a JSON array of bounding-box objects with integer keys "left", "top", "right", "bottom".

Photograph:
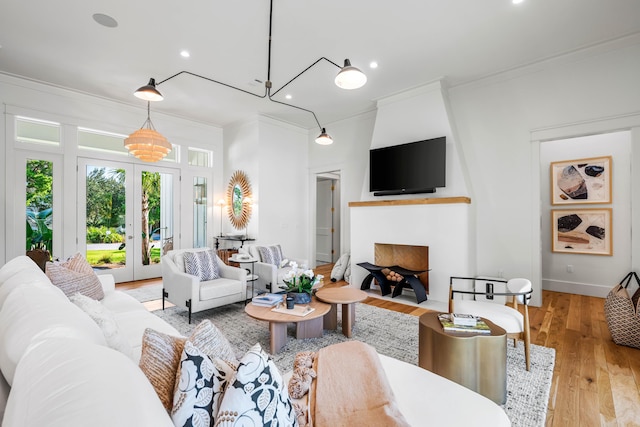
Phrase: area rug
[
  {"left": 118, "top": 284, "right": 163, "bottom": 302},
  {"left": 130, "top": 289, "right": 554, "bottom": 427}
]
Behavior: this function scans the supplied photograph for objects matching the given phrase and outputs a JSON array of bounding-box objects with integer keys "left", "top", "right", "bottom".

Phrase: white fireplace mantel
[{"left": 349, "top": 197, "right": 472, "bottom": 306}]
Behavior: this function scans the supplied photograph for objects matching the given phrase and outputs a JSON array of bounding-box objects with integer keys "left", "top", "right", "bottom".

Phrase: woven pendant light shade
[
  {"left": 125, "top": 101, "right": 171, "bottom": 162},
  {"left": 124, "top": 128, "right": 172, "bottom": 162}
]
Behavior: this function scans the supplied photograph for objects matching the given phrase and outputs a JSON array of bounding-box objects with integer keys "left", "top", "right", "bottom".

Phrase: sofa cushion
[
  {"left": 139, "top": 328, "right": 188, "bottom": 413},
  {"left": 216, "top": 343, "right": 296, "bottom": 426},
  {"left": 46, "top": 252, "right": 105, "bottom": 300},
  {"left": 113, "top": 310, "right": 181, "bottom": 362},
  {"left": 0, "top": 256, "right": 39, "bottom": 285},
  {"left": 0, "top": 268, "right": 65, "bottom": 310},
  {"left": 199, "top": 277, "right": 244, "bottom": 301},
  {"left": 257, "top": 245, "right": 283, "bottom": 266},
  {"left": 0, "top": 283, "right": 106, "bottom": 385},
  {"left": 184, "top": 249, "right": 221, "bottom": 281},
  {"left": 3, "top": 337, "right": 173, "bottom": 427},
  {"left": 69, "top": 293, "right": 133, "bottom": 358},
  {"left": 101, "top": 289, "right": 150, "bottom": 313}
]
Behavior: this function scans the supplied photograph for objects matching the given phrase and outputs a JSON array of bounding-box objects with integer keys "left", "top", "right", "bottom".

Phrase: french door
[{"left": 77, "top": 158, "right": 179, "bottom": 282}]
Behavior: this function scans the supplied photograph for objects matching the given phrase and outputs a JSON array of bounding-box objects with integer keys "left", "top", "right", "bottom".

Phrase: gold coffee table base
[
  {"left": 245, "top": 297, "right": 330, "bottom": 354},
  {"left": 418, "top": 312, "right": 507, "bottom": 405}
]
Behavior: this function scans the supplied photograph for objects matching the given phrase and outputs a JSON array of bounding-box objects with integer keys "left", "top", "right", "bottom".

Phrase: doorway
[
  {"left": 77, "top": 158, "right": 180, "bottom": 282},
  {"left": 315, "top": 172, "right": 340, "bottom": 265}
]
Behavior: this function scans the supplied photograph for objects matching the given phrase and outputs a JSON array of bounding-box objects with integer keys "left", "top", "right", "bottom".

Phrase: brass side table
[{"left": 418, "top": 312, "right": 507, "bottom": 404}]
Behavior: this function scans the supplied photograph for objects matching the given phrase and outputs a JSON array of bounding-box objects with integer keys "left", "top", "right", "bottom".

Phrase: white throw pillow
[
  {"left": 331, "top": 253, "right": 350, "bottom": 282},
  {"left": 69, "top": 293, "right": 133, "bottom": 358},
  {"left": 344, "top": 260, "right": 352, "bottom": 284}
]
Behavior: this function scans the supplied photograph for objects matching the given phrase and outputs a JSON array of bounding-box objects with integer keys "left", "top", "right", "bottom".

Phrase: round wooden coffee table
[
  {"left": 315, "top": 287, "right": 368, "bottom": 338},
  {"left": 245, "top": 297, "right": 330, "bottom": 354}
]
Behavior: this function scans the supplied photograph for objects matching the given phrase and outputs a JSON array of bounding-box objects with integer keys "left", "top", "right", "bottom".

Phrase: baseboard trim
[{"left": 543, "top": 279, "right": 610, "bottom": 298}]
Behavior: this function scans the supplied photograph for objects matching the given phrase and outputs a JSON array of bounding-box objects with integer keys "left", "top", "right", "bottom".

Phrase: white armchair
[
  {"left": 239, "top": 244, "right": 308, "bottom": 292},
  {"left": 449, "top": 276, "right": 533, "bottom": 370},
  {"left": 161, "top": 248, "right": 247, "bottom": 323}
]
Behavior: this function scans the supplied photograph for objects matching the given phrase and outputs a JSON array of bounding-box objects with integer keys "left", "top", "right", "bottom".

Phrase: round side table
[
  {"left": 315, "top": 287, "right": 368, "bottom": 338},
  {"left": 418, "top": 312, "right": 507, "bottom": 405}
]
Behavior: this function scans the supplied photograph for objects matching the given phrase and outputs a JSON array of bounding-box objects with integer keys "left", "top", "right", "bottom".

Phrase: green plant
[
  {"left": 26, "top": 207, "right": 53, "bottom": 251},
  {"left": 280, "top": 262, "right": 323, "bottom": 295}
]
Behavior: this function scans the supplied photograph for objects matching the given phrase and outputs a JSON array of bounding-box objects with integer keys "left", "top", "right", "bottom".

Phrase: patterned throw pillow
[
  {"left": 184, "top": 250, "right": 220, "bottom": 281},
  {"left": 139, "top": 329, "right": 188, "bottom": 412},
  {"left": 171, "top": 341, "right": 216, "bottom": 427},
  {"left": 215, "top": 343, "right": 297, "bottom": 426},
  {"left": 45, "top": 252, "right": 105, "bottom": 300},
  {"left": 257, "top": 245, "right": 283, "bottom": 267}
]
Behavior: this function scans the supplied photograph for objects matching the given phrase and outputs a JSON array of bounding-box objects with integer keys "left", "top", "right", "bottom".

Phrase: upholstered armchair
[
  {"left": 239, "top": 244, "right": 308, "bottom": 292},
  {"left": 161, "top": 247, "right": 247, "bottom": 323},
  {"left": 448, "top": 276, "right": 533, "bottom": 370}
]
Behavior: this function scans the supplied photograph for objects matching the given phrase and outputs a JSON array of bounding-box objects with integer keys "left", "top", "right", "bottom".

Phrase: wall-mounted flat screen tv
[{"left": 369, "top": 136, "right": 446, "bottom": 196}]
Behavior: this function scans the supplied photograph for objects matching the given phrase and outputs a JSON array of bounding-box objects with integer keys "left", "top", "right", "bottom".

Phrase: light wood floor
[{"left": 117, "top": 264, "right": 640, "bottom": 426}]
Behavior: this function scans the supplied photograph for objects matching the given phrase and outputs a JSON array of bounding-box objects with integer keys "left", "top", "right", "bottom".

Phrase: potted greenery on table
[{"left": 280, "top": 261, "right": 323, "bottom": 304}]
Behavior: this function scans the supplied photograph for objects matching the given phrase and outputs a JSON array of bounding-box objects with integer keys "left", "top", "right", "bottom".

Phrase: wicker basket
[{"left": 604, "top": 272, "right": 640, "bottom": 349}]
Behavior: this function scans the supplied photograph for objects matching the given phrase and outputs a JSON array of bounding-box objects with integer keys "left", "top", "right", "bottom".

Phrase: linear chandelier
[{"left": 129, "top": 0, "right": 366, "bottom": 157}]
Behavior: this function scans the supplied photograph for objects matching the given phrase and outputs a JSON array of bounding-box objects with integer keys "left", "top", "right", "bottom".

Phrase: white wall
[
  {"left": 540, "top": 131, "right": 632, "bottom": 297},
  {"left": 224, "top": 116, "right": 310, "bottom": 261},
  {"left": 365, "top": 81, "right": 469, "bottom": 201},
  {"left": 447, "top": 36, "right": 640, "bottom": 304},
  {"left": 308, "top": 111, "right": 376, "bottom": 258}
]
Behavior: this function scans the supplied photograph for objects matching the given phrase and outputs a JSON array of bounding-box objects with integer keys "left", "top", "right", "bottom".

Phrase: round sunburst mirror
[{"left": 226, "top": 170, "right": 252, "bottom": 230}]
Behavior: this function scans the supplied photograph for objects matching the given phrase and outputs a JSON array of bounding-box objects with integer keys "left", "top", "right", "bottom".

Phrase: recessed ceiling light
[
  {"left": 369, "top": 61, "right": 378, "bottom": 69},
  {"left": 285, "top": 94, "right": 292, "bottom": 100},
  {"left": 512, "top": 0, "right": 525, "bottom": 4},
  {"left": 180, "top": 50, "right": 190, "bottom": 58},
  {"left": 92, "top": 13, "right": 118, "bottom": 28}
]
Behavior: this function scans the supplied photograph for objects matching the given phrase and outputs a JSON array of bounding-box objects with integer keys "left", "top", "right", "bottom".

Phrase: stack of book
[
  {"left": 438, "top": 313, "right": 491, "bottom": 334},
  {"left": 251, "top": 293, "right": 284, "bottom": 307}
]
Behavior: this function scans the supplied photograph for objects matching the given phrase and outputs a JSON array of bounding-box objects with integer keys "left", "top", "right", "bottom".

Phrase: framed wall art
[
  {"left": 551, "top": 208, "right": 612, "bottom": 256},
  {"left": 550, "top": 156, "right": 611, "bottom": 205}
]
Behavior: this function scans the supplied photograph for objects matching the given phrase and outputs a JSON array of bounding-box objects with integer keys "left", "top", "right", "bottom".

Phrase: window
[
  {"left": 188, "top": 148, "right": 212, "bottom": 167},
  {"left": 16, "top": 117, "right": 60, "bottom": 146},
  {"left": 26, "top": 159, "right": 54, "bottom": 255}
]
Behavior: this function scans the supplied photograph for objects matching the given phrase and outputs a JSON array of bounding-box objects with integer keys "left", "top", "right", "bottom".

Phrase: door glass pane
[
  {"left": 26, "top": 159, "right": 54, "bottom": 256},
  {"left": 85, "top": 166, "right": 126, "bottom": 269},
  {"left": 193, "top": 177, "right": 207, "bottom": 248},
  {"left": 141, "top": 171, "right": 173, "bottom": 265}
]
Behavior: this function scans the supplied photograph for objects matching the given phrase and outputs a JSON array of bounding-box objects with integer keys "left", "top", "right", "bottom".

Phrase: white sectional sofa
[{"left": 0, "top": 255, "right": 510, "bottom": 426}]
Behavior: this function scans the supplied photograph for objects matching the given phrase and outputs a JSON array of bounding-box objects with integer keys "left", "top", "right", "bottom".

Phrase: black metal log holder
[{"left": 357, "top": 262, "right": 428, "bottom": 304}]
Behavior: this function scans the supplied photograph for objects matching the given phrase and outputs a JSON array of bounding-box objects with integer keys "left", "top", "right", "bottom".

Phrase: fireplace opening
[{"left": 357, "top": 243, "right": 429, "bottom": 303}]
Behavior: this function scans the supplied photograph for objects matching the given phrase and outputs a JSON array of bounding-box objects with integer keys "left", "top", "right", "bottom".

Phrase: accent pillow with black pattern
[
  {"left": 171, "top": 341, "right": 216, "bottom": 427},
  {"left": 183, "top": 250, "right": 220, "bottom": 281},
  {"left": 215, "top": 343, "right": 297, "bottom": 426}
]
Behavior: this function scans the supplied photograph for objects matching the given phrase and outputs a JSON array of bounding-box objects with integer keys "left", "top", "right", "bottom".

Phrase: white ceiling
[{"left": 1, "top": 0, "right": 639, "bottom": 131}]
